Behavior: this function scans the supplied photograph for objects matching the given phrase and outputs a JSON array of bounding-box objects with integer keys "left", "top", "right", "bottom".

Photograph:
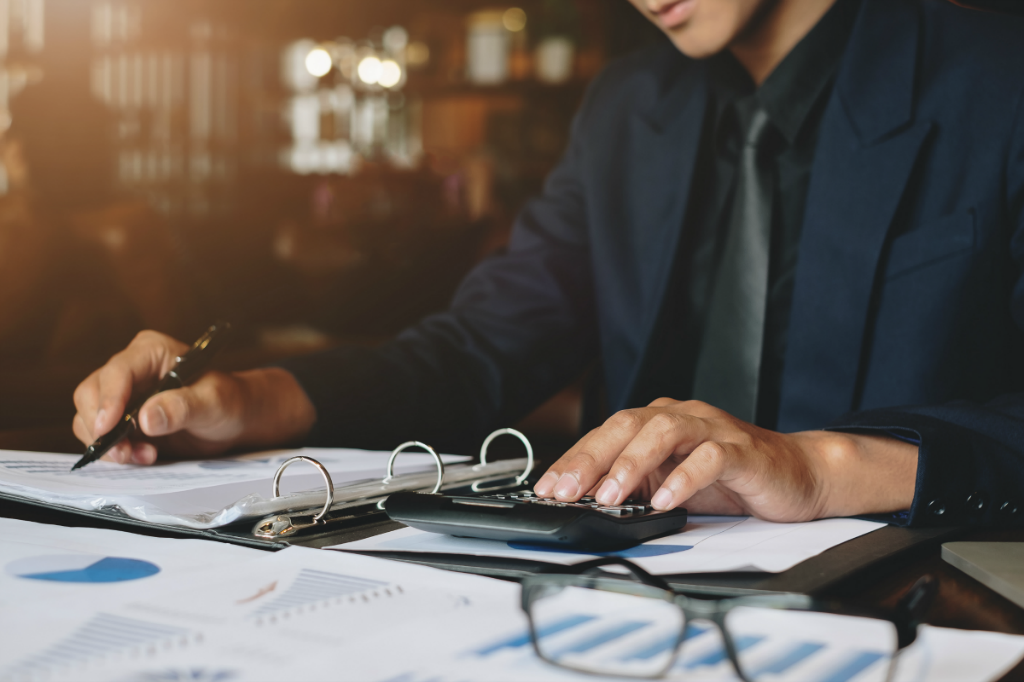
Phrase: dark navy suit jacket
[{"left": 282, "top": 0, "right": 1024, "bottom": 527}]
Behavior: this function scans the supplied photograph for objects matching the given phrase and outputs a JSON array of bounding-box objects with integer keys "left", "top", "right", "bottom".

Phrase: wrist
[
  {"left": 233, "top": 367, "right": 317, "bottom": 450},
  {"left": 810, "top": 430, "right": 918, "bottom": 517}
]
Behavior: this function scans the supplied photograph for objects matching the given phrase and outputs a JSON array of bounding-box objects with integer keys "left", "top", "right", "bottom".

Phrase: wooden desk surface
[{"left": 3, "top": 427, "right": 1024, "bottom": 680}]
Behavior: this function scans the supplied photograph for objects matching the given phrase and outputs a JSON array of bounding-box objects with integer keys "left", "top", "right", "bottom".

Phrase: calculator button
[{"left": 597, "top": 507, "right": 630, "bottom": 516}]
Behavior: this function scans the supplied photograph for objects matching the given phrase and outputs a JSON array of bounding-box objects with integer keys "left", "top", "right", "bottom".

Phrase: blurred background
[
  {"left": 0, "top": 0, "right": 662, "bottom": 451},
  {"left": 0, "top": 0, "right": 1010, "bottom": 452}
]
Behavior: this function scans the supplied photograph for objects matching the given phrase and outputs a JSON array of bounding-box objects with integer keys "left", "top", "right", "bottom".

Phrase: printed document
[
  {"left": 3, "top": 535, "right": 1021, "bottom": 682},
  {"left": 0, "top": 447, "right": 467, "bottom": 528},
  {"left": 333, "top": 515, "right": 886, "bottom": 575}
]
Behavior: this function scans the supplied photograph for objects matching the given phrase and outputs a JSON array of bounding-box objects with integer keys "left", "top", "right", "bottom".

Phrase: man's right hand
[{"left": 72, "top": 330, "right": 317, "bottom": 465}]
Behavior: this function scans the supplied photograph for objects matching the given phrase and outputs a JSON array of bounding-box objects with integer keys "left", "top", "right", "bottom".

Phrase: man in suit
[{"left": 72, "top": 0, "right": 1024, "bottom": 527}]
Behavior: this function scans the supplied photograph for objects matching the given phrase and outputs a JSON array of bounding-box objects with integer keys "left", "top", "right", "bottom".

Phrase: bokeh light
[
  {"left": 502, "top": 8, "right": 527, "bottom": 32},
  {"left": 357, "top": 56, "right": 383, "bottom": 85},
  {"left": 378, "top": 60, "right": 402, "bottom": 88},
  {"left": 304, "top": 47, "right": 333, "bottom": 77}
]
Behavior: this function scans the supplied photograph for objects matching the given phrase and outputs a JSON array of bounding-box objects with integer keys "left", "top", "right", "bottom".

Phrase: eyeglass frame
[{"left": 520, "top": 557, "right": 936, "bottom": 681}]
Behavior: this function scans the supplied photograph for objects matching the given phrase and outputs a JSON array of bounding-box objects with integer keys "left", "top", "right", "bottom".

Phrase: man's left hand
[{"left": 533, "top": 398, "right": 918, "bottom": 521}]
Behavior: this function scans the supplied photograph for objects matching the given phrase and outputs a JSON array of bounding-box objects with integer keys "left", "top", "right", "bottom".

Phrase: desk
[{"left": 3, "top": 427, "right": 1024, "bottom": 681}]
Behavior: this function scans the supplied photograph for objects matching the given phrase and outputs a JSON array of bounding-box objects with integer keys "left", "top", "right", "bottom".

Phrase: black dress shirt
[{"left": 639, "top": 0, "right": 861, "bottom": 429}]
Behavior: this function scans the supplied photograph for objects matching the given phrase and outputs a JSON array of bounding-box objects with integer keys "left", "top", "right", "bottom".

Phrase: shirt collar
[{"left": 708, "top": 0, "right": 861, "bottom": 146}]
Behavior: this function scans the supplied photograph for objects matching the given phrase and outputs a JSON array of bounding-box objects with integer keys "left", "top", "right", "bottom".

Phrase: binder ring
[
  {"left": 475, "top": 427, "right": 534, "bottom": 488},
  {"left": 385, "top": 441, "right": 444, "bottom": 494},
  {"left": 271, "top": 456, "right": 335, "bottom": 523}
]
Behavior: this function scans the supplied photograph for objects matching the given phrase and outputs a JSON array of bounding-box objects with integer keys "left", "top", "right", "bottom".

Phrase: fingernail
[
  {"left": 554, "top": 473, "right": 580, "bottom": 499},
  {"left": 94, "top": 408, "right": 107, "bottom": 434},
  {"left": 534, "top": 471, "right": 559, "bottom": 497},
  {"left": 596, "top": 479, "right": 620, "bottom": 506},
  {"left": 145, "top": 405, "right": 168, "bottom": 435},
  {"left": 651, "top": 488, "right": 673, "bottom": 510}
]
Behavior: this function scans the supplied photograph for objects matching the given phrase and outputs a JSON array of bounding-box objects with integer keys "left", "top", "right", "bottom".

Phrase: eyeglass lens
[{"left": 530, "top": 584, "right": 900, "bottom": 681}]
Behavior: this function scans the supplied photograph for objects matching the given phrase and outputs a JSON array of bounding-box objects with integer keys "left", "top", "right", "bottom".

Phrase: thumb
[{"left": 138, "top": 386, "right": 208, "bottom": 437}]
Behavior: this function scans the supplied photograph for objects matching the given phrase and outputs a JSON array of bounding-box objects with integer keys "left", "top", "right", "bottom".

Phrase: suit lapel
[
  {"left": 614, "top": 59, "right": 707, "bottom": 411},
  {"left": 777, "top": 0, "right": 931, "bottom": 431}
]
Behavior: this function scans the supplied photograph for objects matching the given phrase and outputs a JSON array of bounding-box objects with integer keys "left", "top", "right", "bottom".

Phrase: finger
[
  {"left": 650, "top": 440, "right": 737, "bottom": 510},
  {"left": 648, "top": 397, "right": 680, "bottom": 408},
  {"left": 99, "top": 440, "right": 133, "bottom": 465},
  {"left": 137, "top": 373, "right": 239, "bottom": 440},
  {"left": 94, "top": 332, "right": 188, "bottom": 437},
  {"left": 594, "top": 411, "right": 710, "bottom": 505},
  {"left": 72, "top": 413, "right": 93, "bottom": 446},
  {"left": 130, "top": 441, "right": 158, "bottom": 466},
  {"left": 72, "top": 369, "right": 102, "bottom": 440},
  {"left": 535, "top": 409, "right": 653, "bottom": 502}
]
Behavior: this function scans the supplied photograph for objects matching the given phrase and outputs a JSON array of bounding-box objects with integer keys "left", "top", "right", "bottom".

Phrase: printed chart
[{"left": 6, "top": 554, "right": 161, "bottom": 583}]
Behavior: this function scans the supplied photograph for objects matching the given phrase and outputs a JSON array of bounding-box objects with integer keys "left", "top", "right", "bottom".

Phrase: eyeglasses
[{"left": 520, "top": 557, "right": 935, "bottom": 681}]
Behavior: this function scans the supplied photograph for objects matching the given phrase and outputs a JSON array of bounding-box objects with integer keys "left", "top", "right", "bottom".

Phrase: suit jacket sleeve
[
  {"left": 826, "top": 80, "right": 1024, "bottom": 528},
  {"left": 276, "top": 80, "right": 608, "bottom": 453}
]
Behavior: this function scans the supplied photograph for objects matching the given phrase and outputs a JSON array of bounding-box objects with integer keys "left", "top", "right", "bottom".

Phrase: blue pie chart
[{"left": 6, "top": 554, "right": 161, "bottom": 583}]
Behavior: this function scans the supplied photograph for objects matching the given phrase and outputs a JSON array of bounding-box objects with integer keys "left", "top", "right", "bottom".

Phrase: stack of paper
[
  {"left": 2, "top": 518, "right": 1023, "bottom": 682},
  {"left": 0, "top": 448, "right": 467, "bottom": 529}
]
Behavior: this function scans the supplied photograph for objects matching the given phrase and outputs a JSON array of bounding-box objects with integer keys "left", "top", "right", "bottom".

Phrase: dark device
[{"left": 383, "top": 490, "right": 688, "bottom": 552}]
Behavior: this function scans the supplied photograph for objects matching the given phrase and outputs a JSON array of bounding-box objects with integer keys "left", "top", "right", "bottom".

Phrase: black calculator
[{"left": 383, "top": 490, "right": 688, "bottom": 552}]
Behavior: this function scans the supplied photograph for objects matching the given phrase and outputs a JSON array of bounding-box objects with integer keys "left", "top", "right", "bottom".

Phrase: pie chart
[{"left": 6, "top": 554, "right": 160, "bottom": 583}]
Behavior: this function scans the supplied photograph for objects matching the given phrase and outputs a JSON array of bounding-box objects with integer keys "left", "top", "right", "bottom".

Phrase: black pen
[{"left": 71, "top": 321, "right": 233, "bottom": 471}]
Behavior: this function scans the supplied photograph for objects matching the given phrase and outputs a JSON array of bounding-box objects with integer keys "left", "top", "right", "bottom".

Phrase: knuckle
[
  {"left": 648, "top": 396, "right": 679, "bottom": 408},
  {"left": 570, "top": 450, "right": 600, "bottom": 474},
  {"left": 132, "top": 329, "right": 165, "bottom": 346},
  {"left": 614, "top": 452, "right": 645, "bottom": 478},
  {"left": 72, "top": 382, "right": 90, "bottom": 409},
  {"left": 697, "top": 441, "right": 727, "bottom": 466},
  {"left": 647, "top": 412, "right": 681, "bottom": 434},
  {"left": 681, "top": 400, "right": 711, "bottom": 414},
  {"left": 606, "top": 409, "right": 643, "bottom": 433}
]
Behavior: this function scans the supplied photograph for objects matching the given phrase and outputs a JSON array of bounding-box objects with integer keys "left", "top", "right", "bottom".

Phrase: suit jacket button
[
  {"left": 998, "top": 501, "right": 1019, "bottom": 516},
  {"left": 965, "top": 492, "right": 988, "bottom": 513},
  {"left": 928, "top": 499, "right": 947, "bottom": 516}
]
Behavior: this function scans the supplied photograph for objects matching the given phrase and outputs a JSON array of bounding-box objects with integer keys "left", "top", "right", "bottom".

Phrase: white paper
[
  {"left": 0, "top": 518, "right": 263, "bottom": 612},
  {"left": 332, "top": 515, "right": 886, "bottom": 575},
  {"left": 0, "top": 448, "right": 468, "bottom": 529},
  {"left": 3, "top": 531, "right": 1020, "bottom": 682},
  {"left": 1, "top": 544, "right": 518, "bottom": 682},
  {"left": 332, "top": 601, "right": 1024, "bottom": 682}
]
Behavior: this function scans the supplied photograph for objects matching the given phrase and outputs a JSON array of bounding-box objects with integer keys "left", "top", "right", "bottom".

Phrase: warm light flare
[
  {"left": 503, "top": 8, "right": 527, "bottom": 32},
  {"left": 378, "top": 60, "right": 402, "bottom": 88},
  {"left": 304, "top": 47, "right": 333, "bottom": 77},
  {"left": 357, "top": 56, "right": 383, "bottom": 85}
]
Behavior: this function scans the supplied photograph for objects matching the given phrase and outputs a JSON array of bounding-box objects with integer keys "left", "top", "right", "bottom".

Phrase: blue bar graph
[
  {"left": 463, "top": 610, "right": 889, "bottom": 682},
  {"left": 683, "top": 634, "right": 765, "bottom": 670},
  {"left": 549, "top": 620, "right": 650, "bottom": 658},
  {"left": 620, "top": 623, "right": 710, "bottom": 662},
  {"left": 818, "top": 650, "right": 886, "bottom": 682},
  {"left": 5, "top": 613, "right": 190, "bottom": 679},
  {"left": 471, "top": 614, "right": 595, "bottom": 656},
  {"left": 249, "top": 568, "right": 390, "bottom": 617},
  {"left": 746, "top": 641, "right": 825, "bottom": 677}
]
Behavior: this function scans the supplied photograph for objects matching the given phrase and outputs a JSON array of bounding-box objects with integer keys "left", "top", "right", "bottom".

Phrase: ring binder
[
  {"left": 251, "top": 428, "right": 535, "bottom": 543},
  {"left": 272, "top": 456, "right": 335, "bottom": 522},
  {"left": 386, "top": 442, "right": 444, "bottom": 494},
  {"left": 472, "top": 428, "right": 534, "bottom": 492}
]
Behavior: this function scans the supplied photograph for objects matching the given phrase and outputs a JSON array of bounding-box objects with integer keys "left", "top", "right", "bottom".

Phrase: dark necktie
[{"left": 692, "top": 103, "right": 775, "bottom": 423}]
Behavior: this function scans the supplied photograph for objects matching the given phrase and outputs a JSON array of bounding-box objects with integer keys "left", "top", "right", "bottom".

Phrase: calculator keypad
[{"left": 483, "top": 490, "right": 654, "bottom": 516}]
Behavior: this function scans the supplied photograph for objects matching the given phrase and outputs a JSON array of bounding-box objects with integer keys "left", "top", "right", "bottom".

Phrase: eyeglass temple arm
[
  {"left": 542, "top": 556, "right": 674, "bottom": 591},
  {"left": 894, "top": 574, "right": 937, "bottom": 649}
]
